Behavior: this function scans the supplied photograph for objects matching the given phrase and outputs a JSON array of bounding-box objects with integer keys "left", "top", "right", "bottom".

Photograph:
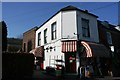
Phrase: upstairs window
[
  {"left": 38, "top": 32, "right": 41, "bottom": 46},
  {"left": 82, "top": 18, "right": 90, "bottom": 37},
  {"left": 106, "top": 32, "right": 112, "bottom": 45},
  {"left": 44, "top": 29, "right": 47, "bottom": 44},
  {"left": 51, "top": 22, "right": 57, "bottom": 40}
]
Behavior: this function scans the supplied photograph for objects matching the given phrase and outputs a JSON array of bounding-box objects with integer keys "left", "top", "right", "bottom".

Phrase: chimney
[{"left": 84, "top": 10, "right": 88, "bottom": 13}]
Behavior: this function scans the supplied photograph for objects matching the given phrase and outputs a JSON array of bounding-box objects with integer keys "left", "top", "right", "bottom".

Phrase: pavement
[{"left": 32, "top": 70, "right": 120, "bottom": 80}]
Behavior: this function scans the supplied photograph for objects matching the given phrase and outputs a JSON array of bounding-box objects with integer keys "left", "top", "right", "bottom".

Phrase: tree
[{"left": 1, "top": 21, "right": 7, "bottom": 51}]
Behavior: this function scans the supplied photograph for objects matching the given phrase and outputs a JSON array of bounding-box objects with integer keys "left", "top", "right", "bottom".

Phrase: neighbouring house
[
  {"left": 22, "top": 27, "right": 38, "bottom": 53},
  {"left": 34, "top": 5, "right": 111, "bottom": 77},
  {"left": 7, "top": 38, "right": 22, "bottom": 52},
  {"left": 98, "top": 20, "right": 120, "bottom": 76}
]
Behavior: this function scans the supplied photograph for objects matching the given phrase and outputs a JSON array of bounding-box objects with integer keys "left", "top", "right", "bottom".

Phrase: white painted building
[{"left": 35, "top": 6, "right": 109, "bottom": 73}]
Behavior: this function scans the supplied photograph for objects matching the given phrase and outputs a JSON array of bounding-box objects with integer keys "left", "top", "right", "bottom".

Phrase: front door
[{"left": 65, "top": 53, "right": 76, "bottom": 73}]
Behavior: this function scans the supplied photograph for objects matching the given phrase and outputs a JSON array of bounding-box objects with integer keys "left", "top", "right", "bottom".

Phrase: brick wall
[{"left": 22, "top": 27, "right": 38, "bottom": 52}]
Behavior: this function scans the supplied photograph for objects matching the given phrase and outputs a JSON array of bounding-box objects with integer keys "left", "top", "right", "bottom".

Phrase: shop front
[{"left": 61, "top": 40, "right": 112, "bottom": 77}]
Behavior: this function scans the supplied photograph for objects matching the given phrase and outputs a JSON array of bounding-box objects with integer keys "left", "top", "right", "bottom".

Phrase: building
[
  {"left": 35, "top": 5, "right": 111, "bottom": 76},
  {"left": 98, "top": 20, "right": 120, "bottom": 76},
  {"left": 22, "top": 27, "right": 38, "bottom": 53}
]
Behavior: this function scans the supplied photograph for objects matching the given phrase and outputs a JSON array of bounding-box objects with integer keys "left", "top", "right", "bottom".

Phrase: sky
[{"left": 2, "top": 2, "right": 119, "bottom": 38}]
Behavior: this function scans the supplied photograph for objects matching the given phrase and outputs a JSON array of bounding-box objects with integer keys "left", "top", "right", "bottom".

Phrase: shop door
[{"left": 65, "top": 53, "right": 76, "bottom": 73}]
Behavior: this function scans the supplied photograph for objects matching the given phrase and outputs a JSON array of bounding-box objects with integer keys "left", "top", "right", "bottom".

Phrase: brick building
[{"left": 22, "top": 27, "right": 38, "bottom": 52}]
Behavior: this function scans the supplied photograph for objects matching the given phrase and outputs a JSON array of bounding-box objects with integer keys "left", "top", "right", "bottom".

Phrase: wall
[
  {"left": 23, "top": 27, "right": 37, "bottom": 52},
  {"left": 36, "top": 12, "right": 62, "bottom": 47},
  {"left": 36, "top": 12, "right": 64, "bottom": 69},
  {"left": 61, "top": 11, "right": 77, "bottom": 39},
  {"left": 77, "top": 11, "right": 99, "bottom": 43},
  {"left": 43, "top": 40, "right": 64, "bottom": 69}
]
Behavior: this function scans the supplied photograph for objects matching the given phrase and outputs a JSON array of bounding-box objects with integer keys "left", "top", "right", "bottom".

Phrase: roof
[
  {"left": 38, "top": 5, "right": 98, "bottom": 29},
  {"left": 60, "top": 5, "right": 98, "bottom": 18},
  {"left": 23, "top": 26, "right": 38, "bottom": 35},
  {"left": 98, "top": 20, "right": 120, "bottom": 33}
]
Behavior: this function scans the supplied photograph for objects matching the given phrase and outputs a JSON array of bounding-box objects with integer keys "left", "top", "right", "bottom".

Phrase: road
[{"left": 32, "top": 70, "right": 120, "bottom": 80}]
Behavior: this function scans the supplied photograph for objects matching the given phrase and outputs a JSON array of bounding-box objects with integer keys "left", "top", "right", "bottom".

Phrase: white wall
[
  {"left": 77, "top": 11, "right": 99, "bottom": 43},
  {"left": 43, "top": 40, "right": 65, "bottom": 69},
  {"left": 36, "top": 12, "right": 65, "bottom": 69},
  {"left": 61, "top": 11, "right": 77, "bottom": 40},
  {"left": 36, "top": 12, "right": 62, "bottom": 47}
]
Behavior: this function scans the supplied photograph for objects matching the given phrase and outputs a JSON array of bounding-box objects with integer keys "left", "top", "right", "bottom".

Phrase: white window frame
[
  {"left": 44, "top": 29, "right": 47, "bottom": 44},
  {"left": 38, "top": 32, "right": 41, "bottom": 46},
  {"left": 51, "top": 22, "right": 57, "bottom": 40}
]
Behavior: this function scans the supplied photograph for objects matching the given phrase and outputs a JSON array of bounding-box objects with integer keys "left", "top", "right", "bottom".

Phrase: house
[
  {"left": 98, "top": 20, "right": 120, "bottom": 76},
  {"left": 22, "top": 27, "right": 38, "bottom": 53},
  {"left": 35, "top": 5, "right": 111, "bottom": 76}
]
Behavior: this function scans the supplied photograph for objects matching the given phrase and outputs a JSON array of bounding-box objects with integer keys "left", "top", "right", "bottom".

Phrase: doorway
[{"left": 65, "top": 53, "right": 76, "bottom": 73}]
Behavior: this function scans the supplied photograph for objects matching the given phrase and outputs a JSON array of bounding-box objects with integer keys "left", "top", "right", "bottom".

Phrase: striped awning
[
  {"left": 62, "top": 40, "right": 77, "bottom": 52},
  {"left": 81, "top": 41, "right": 110, "bottom": 58},
  {"left": 29, "top": 46, "right": 44, "bottom": 57},
  {"left": 61, "top": 40, "right": 110, "bottom": 58},
  {"left": 81, "top": 41, "right": 92, "bottom": 57}
]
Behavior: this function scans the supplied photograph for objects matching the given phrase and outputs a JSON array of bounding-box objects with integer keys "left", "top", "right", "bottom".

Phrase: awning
[
  {"left": 81, "top": 41, "right": 110, "bottom": 58},
  {"left": 62, "top": 40, "right": 110, "bottom": 57},
  {"left": 62, "top": 40, "right": 77, "bottom": 52},
  {"left": 29, "top": 46, "right": 44, "bottom": 57}
]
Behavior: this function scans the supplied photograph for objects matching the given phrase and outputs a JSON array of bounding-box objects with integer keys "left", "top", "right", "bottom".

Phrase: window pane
[
  {"left": 51, "top": 22, "right": 56, "bottom": 40},
  {"left": 82, "top": 18, "right": 90, "bottom": 37},
  {"left": 107, "top": 32, "right": 112, "bottom": 44},
  {"left": 38, "top": 32, "right": 41, "bottom": 46},
  {"left": 44, "top": 29, "right": 47, "bottom": 44}
]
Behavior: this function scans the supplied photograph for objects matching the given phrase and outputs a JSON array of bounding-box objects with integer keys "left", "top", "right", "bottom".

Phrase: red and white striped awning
[
  {"left": 81, "top": 41, "right": 110, "bottom": 58},
  {"left": 81, "top": 41, "right": 92, "bottom": 57},
  {"left": 62, "top": 40, "right": 77, "bottom": 52},
  {"left": 61, "top": 40, "right": 110, "bottom": 58}
]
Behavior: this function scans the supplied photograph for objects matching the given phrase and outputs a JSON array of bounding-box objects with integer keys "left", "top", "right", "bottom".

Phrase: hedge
[{"left": 2, "top": 52, "right": 35, "bottom": 79}]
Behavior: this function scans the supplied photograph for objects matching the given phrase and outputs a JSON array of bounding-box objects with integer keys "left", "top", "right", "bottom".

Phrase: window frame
[
  {"left": 51, "top": 22, "right": 57, "bottom": 40},
  {"left": 38, "top": 32, "right": 41, "bottom": 46},
  {"left": 81, "top": 18, "right": 90, "bottom": 37},
  {"left": 44, "top": 28, "right": 47, "bottom": 44}
]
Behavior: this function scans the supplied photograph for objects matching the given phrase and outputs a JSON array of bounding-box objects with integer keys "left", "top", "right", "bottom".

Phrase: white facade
[{"left": 36, "top": 7, "right": 99, "bottom": 70}]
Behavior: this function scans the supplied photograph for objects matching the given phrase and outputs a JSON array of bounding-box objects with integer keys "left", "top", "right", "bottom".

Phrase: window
[
  {"left": 106, "top": 32, "right": 112, "bottom": 45},
  {"left": 51, "top": 22, "right": 57, "bottom": 40},
  {"left": 44, "top": 29, "right": 47, "bottom": 44},
  {"left": 38, "top": 32, "right": 41, "bottom": 46},
  {"left": 82, "top": 18, "right": 90, "bottom": 37},
  {"left": 27, "top": 40, "right": 32, "bottom": 52},
  {"left": 23, "top": 43, "right": 26, "bottom": 52}
]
